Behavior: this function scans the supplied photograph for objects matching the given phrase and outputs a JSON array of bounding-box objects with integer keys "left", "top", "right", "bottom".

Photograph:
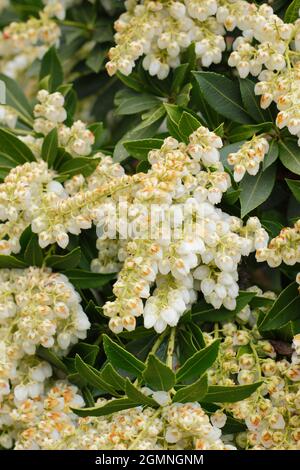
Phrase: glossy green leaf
[
  {"left": 24, "top": 234, "right": 43, "bottom": 267},
  {"left": 143, "top": 354, "right": 176, "bottom": 391},
  {"left": 63, "top": 270, "right": 115, "bottom": 289},
  {"left": 123, "top": 138, "right": 163, "bottom": 160},
  {"left": 172, "top": 374, "right": 208, "bottom": 403},
  {"left": 41, "top": 128, "right": 58, "bottom": 167},
  {"left": 193, "top": 72, "right": 252, "bottom": 124},
  {"left": 202, "top": 382, "right": 262, "bottom": 403},
  {"left": 176, "top": 340, "right": 220, "bottom": 383},
  {"left": 125, "top": 379, "right": 158, "bottom": 407},
  {"left": 46, "top": 247, "right": 81, "bottom": 270},
  {"left": 72, "top": 398, "right": 139, "bottom": 417},
  {"left": 279, "top": 139, "right": 300, "bottom": 175},
  {"left": 0, "top": 128, "right": 35, "bottom": 164},
  {"left": 286, "top": 179, "right": 300, "bottom": 202},
  {"left": 240, "top": 164, "right": 277, "bottom": 218},
  {"left": 103, "top": 335, "right": 145, "bottom": 378}
]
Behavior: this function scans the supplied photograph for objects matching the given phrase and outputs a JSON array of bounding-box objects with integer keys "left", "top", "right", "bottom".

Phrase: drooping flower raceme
[
  {"left": 227, "top": 135, "right": 269, "bottom": 182},
  {"left": 256, "top": 219, "right": 300, "bottom": 268},
  {"left": 0, "top": 6, "right": 61, "bottom": 78},
  {"left": 106, "top": 0, "right": 226, "bottom": 79}
]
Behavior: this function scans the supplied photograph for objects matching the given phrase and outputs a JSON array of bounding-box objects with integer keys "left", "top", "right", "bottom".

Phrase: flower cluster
[
  {"left": 14, "top": 397, "right": 233, "bottom": 450},
  {"left": 0, "top": 161, "right": 57, "bottom": 255},
  {"left": 106, "top": 0, "right": 226, "bottom": 79},
  {"left": 0, "top": 5, "right": 61, "bottom": 78},
  {"left": 201, "top": 290, "right": 300, "bottom": 449},
  {"left": 227, "top": 135, "right": 269, "bottom": 182},
  {"left": 33, "top": 90, "right": 95, "bottom": 157},
  {"left": 256, "top": 219, "right": 300, "bottom": 268},
  {"left": 1, "top": 380, "right": 84, "bottom": 449}
]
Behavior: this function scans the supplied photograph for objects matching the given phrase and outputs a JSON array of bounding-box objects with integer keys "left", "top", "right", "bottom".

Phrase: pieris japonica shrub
[{"left": 0, "top": 0, "right": 299, "bottom": 452}]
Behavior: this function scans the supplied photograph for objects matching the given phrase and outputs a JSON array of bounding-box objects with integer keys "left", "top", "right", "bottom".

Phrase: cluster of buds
[
  {"left": 0, "top": 267, "right": 89, "bottom": 425},
  {"left": 256, "top": 219, "right": 300, "bottom": 267},
  {"left": 14, "top": 396, "right": 233, "bottom": 450},
  {"left": 203, "top": 290, "right": 300, "bottom": 449},
  {"left": 0, "top": 5, "right": 61, "bottom": 78},
  {"left": 0, "top": 161, "right": 57, "bottom": 256},
  {"left": 227, "top": 136, "right": 270, "bottom": 182},
  {"left": 1, "top": 380, "right": 84, "bottom": 449},
  {"left": 33, "top": 90, "right": 95, "bottom": 157},
  {"left": 106, "top": 0, "right": 226, "bottom": 79},
  {"left": 221, "top": 1, "right": 300, "bottom": 143},
  {"left": 43, "top": 0, "right": 80, "bottom": 20}
]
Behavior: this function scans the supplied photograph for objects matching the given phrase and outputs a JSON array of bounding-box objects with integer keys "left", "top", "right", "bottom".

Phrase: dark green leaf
[
  {"left": 63, "top": 270, "right": 115, "bottom": 289},
  {"left": 172, "top": 374, "right": 208, "bottom": 403},
  {"left": 259, "top": 282, "right": 300, "bottom": 331},
  {"left": 193, "top": 72, "right": 252, "bottom": 124},
  {"left": 103, "top": 334, "right": 145, "bottom": 378},
  {"left": 0, "top": 73, "right": 33, "bottom": 125},
  {"left": 286, "top": 178, "right": 300, "bottom": 202},
  {"left": 0, "top": 128, "right": 35, "bottom": 164},
  {"left": 203, "top": 382, "right": 262, "bottom": 403},
  {"left": 115, "top": 89, "right": 160, "bottom": 115},
  {"left": 24, "top": 234, "right": 43, "bottom": 267},
  {"left": 176, "top": 340, "right": 220, "bottom": 383},
  {"left": 46, "top": 247, "right": 81, "bottom": 270},
  {"left": 0, "top": 255, "right": 28, "bottom": 269},
  {"left": 40, "top": 46, "right": 63, "bottom": 92},
  {"left": 279, "top": 139, "right": 300, "bottom": 175},
  {"left": 240, "top": 164, "right": 277, "bottom": 218},
  {"left": 123, "top": 138, "right": 163, "bottom": 160},
  {"left": 263, "top": 140, "right": 279, "bottom": 170},
  {"left": 100, "top": 363, "right": 126, "bottom": 391},
  {"left": 284, "top": 0, "right": 300, "bottom": 22},
  {"left": 178, "top": 111, "right": 201, "bottom": 137},
  {"left": 41, "top": 128, "right": 58, "bottom": 167},
  {"left": 143, "top": 354, "right": 176, "bottom": 391},
  {"left": 37, "top": 346, "right": 68, "bottom": 374},
  {"left": 72, "top": 398, "right": 139, "bottom": 417},
  {"left": 75, "top": 354, "right": 118, "bottom": 396},
  {"left": 125, "top": 379, "right": 158, "bottom": 407},
  {"left": 228, "top": 122, "right": 273, "bottom": 143}
]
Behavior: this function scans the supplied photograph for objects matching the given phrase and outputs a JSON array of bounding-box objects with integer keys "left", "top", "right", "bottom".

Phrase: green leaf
[
  {"left": 259, "top": 282, "right": 300, "bottom": 332},
  {"left": 115, "top": 89, "right": 160, "bottom": 115},
  {"left": 86, "top": 44, "right": 106, "bottom": 73},
  {"left": 125, "top": 379, "right": 158, "bottom": 407},
  {"left": 40, "top": 46, "right": 63, "bottom": 92},
  {"left": 71, "top": 343, "right": 99, "bottom": 366},
  {"left": 239, "top": 78, "right": 272, "bottom": 123},
  {"left": 58, "top": 157, "right": 100, "bottom": 178},
  {"left": 41, "top": 128, "right": 58, "bottom": 167},
  {"left": 228, "top": 122, "right": 273, "bottom": 143},
  {"left": 0, "top": 128, "right": 35, "bottom": 164},
  {"left": 193, "top": 72, "right": 252, "bottom": 124},
  {"left": 178, "top": 111, "right": 201, "bottom": 138},
  {"left": 171, "top": 64, "right": 189, "bottom": 94},
  {"left": 0, "top": 255, "right": 28, "bottom": 269},
  {"left": 192, "top": 291, "right": 256, "bottom": 322},
  {"left": 263, "top": 140, "right": 279, "bottom": 170},
  {"left": 279, "top": 139, "right": 300, "bottom": 175},
  {"left": 82, "top": 387, "right": 95, "bottom": 407},
  {"left": 100, "top": 363, "right": 126, "bottom": 391},
  {"left": 37, "top": 346, "right": 68, "bottom": 374},
  {"left": 72, "top": 398, "right": 139, "bottom": 417},
  {"left": 116, "top": 71, "right": 145, "bottom": 93},
  {"left": 284, "top": 0, "right": 300, "bottom": 22},
  {"left": 286, "top": 178, "right": 300, "bottom": 202},
  {"left": 63, "top": 270, "right": 115, "bottom": 289},
  {"left": 103, "top": 334, "right": 145, "bottom": 378},
  {"left": 46, "top": 247, "right": 81, "bottom": 270},
  {"left": 187, "top": 323, "right": 206, "bottom": 349},
  {"left": 203, "top": 382, "right": 262, "bottom": 403},
  {"left": 123, "top": 138, "right": 163, "bottom": 160},
  {"left": 0, "top": 73, "right": 33, "bottom": 125},
  {"left": 223, "top": 188, "right": 241, "bottom": 205},
  {"left": 173, "top": 374, "right": 208, "bottom": 403},
  {"left": 114, "top": 106, "right": 165, "bottom": 162},
  {"left": 240, "top": 164, "right": 276, "bottom": 218},
  {"left": 176, "top": 340, "right": 220, "bottom": 383},
  {"left": 143, "top": 354, "right": 176, "bottom": 391},
  {"left": 75, "top": 355, "right": 118, "bottom": 396},
  {"left": 24, "top": 234, "right": 43, "bottom": 267}
]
